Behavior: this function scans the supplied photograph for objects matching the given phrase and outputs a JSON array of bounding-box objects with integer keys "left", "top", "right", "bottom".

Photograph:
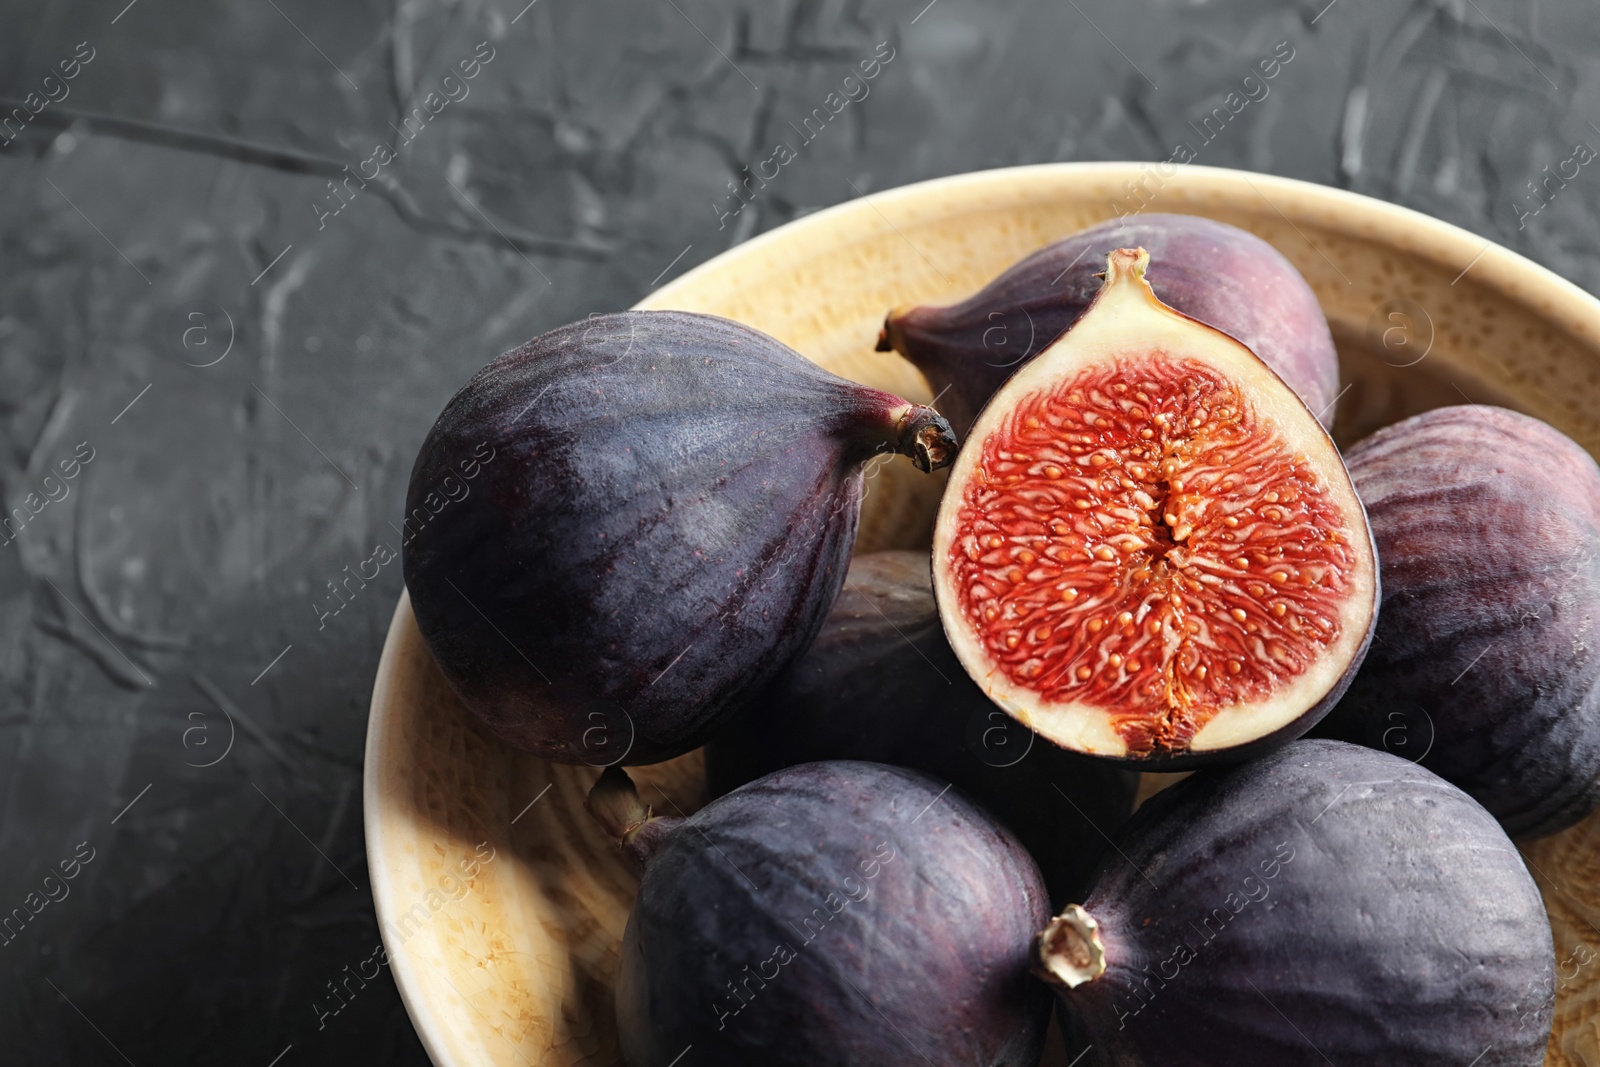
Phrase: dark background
[{"left": 1, "top": 0, "right": 1596, "bottom": 1063}]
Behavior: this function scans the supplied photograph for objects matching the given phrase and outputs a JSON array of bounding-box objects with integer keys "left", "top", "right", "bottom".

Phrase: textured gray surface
[{"left": 0, "top": 0, "right": 1595, "bottom": 1063}]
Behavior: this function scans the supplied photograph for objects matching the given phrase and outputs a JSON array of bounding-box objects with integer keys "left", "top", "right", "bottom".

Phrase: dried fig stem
[
  {"left": 1032, "top": 904, "right": 1108, "bottom": 990},
  {"left": 891, "top": 403, "right": 958, "bottom": 472},
  {"left": 585, "top": 766, "right": 682, "bottom": 871}
]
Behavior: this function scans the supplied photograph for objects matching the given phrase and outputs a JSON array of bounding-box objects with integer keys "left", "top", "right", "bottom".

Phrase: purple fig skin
[
  {"left": 877, "top": 213, "right": 1340, "bottom": 437},
  {"left": 705, "top": 550, "right": 1139, "bottom": 903},
  {"left": 403, "top": 311, "right": 957, "bottom": 765},
  {"left": 1043, "top": 739, "right": 1554, "bottom": 1067},
  {"left": 609, "top": 761, "right": 1053, "bottom": 1067},
  {"left": 1316, "top": 405, "right": 1600, "bottom": 838}
]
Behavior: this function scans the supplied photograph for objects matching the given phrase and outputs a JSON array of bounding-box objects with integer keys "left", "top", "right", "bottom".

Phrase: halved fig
[
  {"left": 932, "top": 249, "right": 1378, "bottom": 767},
  {"left": 404, "top": 310, "right": 956, "bottom": 765},
  {"left": 878, "top": 213, "right": 1340, "bottom": 438},
  {"left": 1034, "top": 739, "right": 1554, "bottom": 1066}
]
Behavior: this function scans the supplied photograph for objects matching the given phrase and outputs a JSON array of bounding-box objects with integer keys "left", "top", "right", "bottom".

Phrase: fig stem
[
  {"left": 1105, "top": 246, "right": 1152, "bottom": 286},
  {"left": 584, "top": 766, "right": 682, "bottom": 872},
  {"left": 892, "top": 403, "right": 958, "bottom": 473},
  {"left": 875, "top": 308, "right": 910, "bottom": 353},
  {"left": 1031, "top": 904, "right": 1108, "bottom": 990}
]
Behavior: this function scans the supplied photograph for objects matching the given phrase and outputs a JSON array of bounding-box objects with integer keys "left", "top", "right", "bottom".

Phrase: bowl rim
[
  {"left": 649, "top": 161, "right": 1600, "bottom": 341},
  {"left": 363, "top": 160, "right": 1600, "bottom": 1067}
]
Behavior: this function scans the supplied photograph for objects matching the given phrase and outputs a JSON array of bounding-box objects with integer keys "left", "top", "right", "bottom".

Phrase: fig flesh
[
  {"left": 878, "top": 213, "right": 1340, "bottom": 437},
  {"left": 932, "top": 249, "right": 1378, "bottom": 767},
  {"left": 705, "top": 550, "right": 1139, "bottom": 902},
  {"left": 1317, "top": 405, "right": 1600, "bottom": 837},
  {"left": 589, "top": 761, "right": 1053, "bottom": 1067},
  {"left": 403, "top": 311, "right": 956, "bottom": 765},
  {"left": 1033, "top": 739, "right": 1555, "bottom": 1067}
]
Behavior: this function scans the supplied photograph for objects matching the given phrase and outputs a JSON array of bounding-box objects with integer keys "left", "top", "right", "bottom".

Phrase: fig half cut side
[{"left": 932, "top": 249, "right": 1378, "bottom": 767}]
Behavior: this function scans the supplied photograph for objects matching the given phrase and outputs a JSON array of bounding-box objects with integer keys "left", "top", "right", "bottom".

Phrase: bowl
[{"left": 363, "top": 162, "right": 1600, "bottom": 1065}]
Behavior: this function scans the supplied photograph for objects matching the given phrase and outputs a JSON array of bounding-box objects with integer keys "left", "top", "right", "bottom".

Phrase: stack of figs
[{"left": 404, "top": 213, "right": 1591, "bottom": 1066}]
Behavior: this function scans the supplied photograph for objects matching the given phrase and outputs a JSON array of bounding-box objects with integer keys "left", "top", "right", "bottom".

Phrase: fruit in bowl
[
  {"left": 877, "top": 213, "right": 1341, "bottom": 438},
  {"left": 368, "top": 170, "right": 1600, "bottom": 1067},
  {"left": 1315, "top": 405, "right": 1600, "bottom": 839},
  {"left": 705, "top": 549, "right": 1140, "bottom": 903},
  {"left": 931, "top": 248, "right": 1378, "bottom": 769},
  {"left": 402, "top": 310, "right": 955, "bottom": 766},
  {"left": 1033, "top": 739, "right": 1554, "bottom": 1066},
  {"left": 588, "top": 761, "right": 1055, "bottom": 1067}
]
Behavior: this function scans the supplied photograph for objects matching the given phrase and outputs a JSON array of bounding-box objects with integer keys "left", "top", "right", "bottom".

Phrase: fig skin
[
  {"left": 705, "top": 550, "right": 1140, "bottom": 903},
  {"left": 1316, "top": 405, "right": 1600, "bottom": 837},
  {"left": 403, "top": 311, "right": 957, "bottom": 765},
  {"left": 593, "top": 761, "right": 1054, "bottom": 1067},
  {"left": 878, "top": 213, "right": 1339, "bottom": 437},
  {"left": 1038, "top": 739, "right": 1554, "bottom": 1067}
]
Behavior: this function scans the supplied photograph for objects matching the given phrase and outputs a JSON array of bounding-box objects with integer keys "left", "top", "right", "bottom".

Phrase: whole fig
[
  {"left": 1318, "top": 404, "right": 1600, "bottom": 837},
  {"left": 706, "top": 550, "right": 1139, "bottom": 902},
  {"left": 1035, "top": 739, "right": 1554, "bottom": 1066},
  {"left": 589, "top": 761, "right": 1054, "bottom": 1067},
  {"left": 878, "top": 213, "right": 1340, "bottom": 437},
  {"left": 403, "top": 311, "right": 956, "bottom": 765}
]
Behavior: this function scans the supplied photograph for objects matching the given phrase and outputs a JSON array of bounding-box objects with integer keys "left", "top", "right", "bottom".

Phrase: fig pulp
[
  {"left": 403, "top": 311, "right": 956, "bottom": 765},
  {"left": 1317, "top": 405, "right": 1600, "bottom": 837},
  {"left": 1033, "top": 739, "right": 1555, "bottom": 1067},
  {"left": 932, "top": 249, "right": 1378, "bottom": 767},
  {"left": 589, "top": 761, "right": 1053, "bottom": 1067},
  {"left": 705, "top": 550, "right": 1139, "bottom": 902},
  {"left": 878, "top": 213, "right": 1340, "bottom": 438}
]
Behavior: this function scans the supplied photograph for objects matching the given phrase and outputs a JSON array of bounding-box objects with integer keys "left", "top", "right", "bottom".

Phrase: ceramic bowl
[{"left": 364, "top": 162, "right": 1600, "bottom": 1066}]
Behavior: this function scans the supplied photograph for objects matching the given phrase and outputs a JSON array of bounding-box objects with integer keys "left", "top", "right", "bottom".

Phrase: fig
[
  {"left": 705, "top": 549, "right": 1139, "bottom": 902},
  {"left": 1033, "top": 738, "right": 1555, "bottom": 1066},
  {"left": 931, "top": 249, "right": 1378, "bottom": 767},
  {"left": 403, "top": 311, "right": 957, "bottom": 765},
  {"left": 1316, "top": 405, "right": 1600, "bottom": 837},
  {"left": 878, "top": 213, "right": 1340, "bottom": 438},
  {"left": 589, "top": 760, "right": 1053, "bottom": 1067}
]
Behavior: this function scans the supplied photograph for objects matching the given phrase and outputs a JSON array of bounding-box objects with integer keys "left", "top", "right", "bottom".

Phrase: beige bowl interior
[{"left": 364, "top": 163, "right": 1600, "bottom": 1066}]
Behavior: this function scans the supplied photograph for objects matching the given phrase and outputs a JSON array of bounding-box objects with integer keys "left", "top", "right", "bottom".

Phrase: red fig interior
[{"left": 932, "top": 250, "right": 1376, "bottom": 762}]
